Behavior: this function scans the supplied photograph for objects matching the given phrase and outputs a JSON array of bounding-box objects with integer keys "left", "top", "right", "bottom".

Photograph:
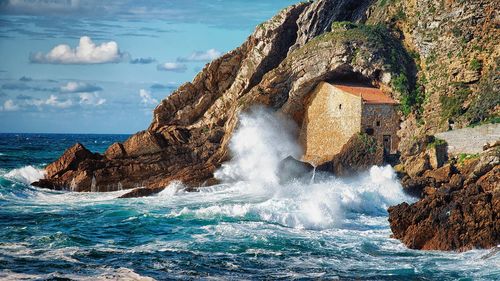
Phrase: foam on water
[
  {"left": 0, "top": 117, "right": 498, "bottom": 280},
  {"left": 4, "top": 165, "right": 45, "bottom": 184}
]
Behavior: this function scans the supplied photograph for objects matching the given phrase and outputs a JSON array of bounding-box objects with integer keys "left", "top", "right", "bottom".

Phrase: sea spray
[
  {"left": 0, "top": 133, "right": 496, "bottom": 280},
  {"left": 4, "top": 165, "right": 45, "bottom": 184},
  {"left": 208, "top": 108, "right": 413, "bottom": 229},
  {"left": 214, "top": 107, "right": 301, "bottom": 184}
]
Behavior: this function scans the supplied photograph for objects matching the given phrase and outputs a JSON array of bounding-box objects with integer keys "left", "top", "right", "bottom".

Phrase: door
[{"left": 383, "top": 135, "right": 391, "bottom": 155}]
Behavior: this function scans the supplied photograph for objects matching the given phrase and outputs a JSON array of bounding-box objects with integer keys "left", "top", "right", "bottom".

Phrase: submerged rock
[{"left": 277, "top": 156, "right": 315, "bottom": 184}]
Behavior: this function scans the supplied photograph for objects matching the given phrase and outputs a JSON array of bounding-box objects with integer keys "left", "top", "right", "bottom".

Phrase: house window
[
  {"left": 339, "top": 104, "right": 342, "bottom": 110},
  {"left": 376, "top": 121, "right": 380, "bottom": 127},
  {"left": 365, "top": 128, "right": 374, "bottom": 135}
]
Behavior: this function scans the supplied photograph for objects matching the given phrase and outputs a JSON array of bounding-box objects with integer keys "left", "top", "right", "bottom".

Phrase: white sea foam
[
  {"left": 214, "top": 107, "right": 301, "bottom": 184},
  {"left": 4, "top": 165, "right": 45, "bottom": 184},
  {"left": 161, "top": 108, "right": 413, "bottom": 230}
]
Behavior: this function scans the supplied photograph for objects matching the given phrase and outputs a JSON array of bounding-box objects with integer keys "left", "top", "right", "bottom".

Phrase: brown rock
[
  {"left": 104, "top": 142, "right": 126, "bottom": 159},
  {"left": 45, "top": 143, "right": 100, "bottom": 178},
  {"left": 318, "top": 133, "right": 384, "bottom": 177},
  {"left": 122, "top": 131, "right": 166, "bottom": 157},
  {"left": 423, "top": 164, "right": 454, "bottom": 185},
  {"left": 401, "top": 175, "right": 432, "bottom": 198},
  {"left": 406, "top": 154, "right": 430, "bottom": 178},
  {"left": 389, "top": 158, "right": 500, "bottom": 251}
]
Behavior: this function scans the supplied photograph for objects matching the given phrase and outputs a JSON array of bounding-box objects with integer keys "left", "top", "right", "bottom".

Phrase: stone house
[{"left": 300, "top": 82, "right": 400, "bottom": 165}]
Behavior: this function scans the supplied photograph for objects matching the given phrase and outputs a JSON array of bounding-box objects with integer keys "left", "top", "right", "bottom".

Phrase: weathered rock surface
[
  {"left": 30, "top": 0, "right": 499, "bottom": 252},
  {"left": 277, "top": 156, "right": 315, "bottom": 184},
  {"left": 318, "top": 133, "right": 383, "bottom": 177},
  {"left": 389, "top": 146, "right": 500, "bottom": 251},
  {"left": 34, "top": 0, "right": 410, "bottom": 196}
]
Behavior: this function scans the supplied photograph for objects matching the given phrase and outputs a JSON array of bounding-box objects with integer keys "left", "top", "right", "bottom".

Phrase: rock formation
[
  {"left": 389, "top": 144, "right": 499, "bottom": 251},
  {"left": 318, "top": 133, "right": 384, "bottom": 176},
  {"left": 34, "top": 0, "right": 411, "bottom": 196},
  {"left": 32, "top": 0, "right": 499, "bottom": 251}
]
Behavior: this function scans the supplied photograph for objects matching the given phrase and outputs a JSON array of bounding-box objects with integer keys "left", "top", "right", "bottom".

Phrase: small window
[
  {"left": 365, "top": 128, "right": 374, "bottom": 135},
  {"left": 339, "top": 104, "right": 342, "bottom": 110},
  {"left": 376, "top": 121, "right": 380, "bottom": 127}
]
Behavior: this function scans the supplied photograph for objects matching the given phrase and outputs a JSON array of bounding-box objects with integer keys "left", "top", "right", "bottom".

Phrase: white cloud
[
  {"left": 60, "top": 81, "right": 102, "bottom": 93},
  {"left": 1, "top": 95, "right": 73, "bottom": 111},
  {"left": 2, "top": 100, "right": 20, "bottom": 111},
  {"left": 3, "top": 0, "right": 83, "bottom": 12},
  {"left": 79, "top": 92, "right": 106, "bottom": 106},
  {"left": 45, "top": 95, "right": 73, "bottom": 108},
  {"left": 156, "top": 62, "right": 187, "bottom": 72},
  {"left": 30, "top": 36, "right": 126, "bottom": 64},
  {"left": 177, "top": 49, "right": 222, "bottom": 62},
  {"left": 139, "top": 89, "right": 158, "bottom": 106}
]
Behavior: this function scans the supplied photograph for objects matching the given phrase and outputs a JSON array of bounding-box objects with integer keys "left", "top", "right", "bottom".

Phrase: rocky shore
[
  {"left": 389, "top": 137, "right": 499, "bottom": 251},
  {"left": 32, "top": 0, "right": 499, "bottom": 251}
]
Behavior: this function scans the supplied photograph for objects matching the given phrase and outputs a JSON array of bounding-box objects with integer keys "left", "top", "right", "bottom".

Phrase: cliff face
[
  {"left": 389, "top": 144, "right": 499, "bottom": 251},
  {"left": 366, "top": 0, "right": 499, "bottom": 151},
  {"left": 33, "top": 0, "right": 498, "bottom": 250},
  {"left": 35, "top": 0, "right": 412, "bottom": 196}
]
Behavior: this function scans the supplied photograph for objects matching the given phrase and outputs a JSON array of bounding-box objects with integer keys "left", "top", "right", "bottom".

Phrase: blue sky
[{"left": 0, "top": 0, "right": 297, "bottom": 133}]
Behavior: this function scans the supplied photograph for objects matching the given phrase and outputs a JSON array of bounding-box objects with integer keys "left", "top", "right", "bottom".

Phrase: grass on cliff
[
  {"left": 440, "top": 62, "right": 500, "bottom": 125},
  {"left": 357, "top": 132, "right": 378, "bottom": 154},
  {"left": 427, "top": 137, "right": 447, "bottom": 149}
]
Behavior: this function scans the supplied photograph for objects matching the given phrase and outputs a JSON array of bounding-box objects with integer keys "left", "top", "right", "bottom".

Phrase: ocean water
[{"left": 1, "top": 114, "right": 499, "bottom": 280}]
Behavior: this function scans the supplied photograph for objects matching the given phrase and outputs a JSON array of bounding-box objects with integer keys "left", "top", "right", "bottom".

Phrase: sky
[{"left": 0, "top": 0, "right": 298, "bottom": 134}]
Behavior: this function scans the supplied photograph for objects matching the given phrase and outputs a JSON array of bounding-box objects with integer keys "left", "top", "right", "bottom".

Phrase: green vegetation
[
  {"left": 465, "top": 65, "right": 500, "bottom": 124},
  {"left": 331, "top": 21, "right": 357, "bottom": 30},
  {"left": 469, "top": 58, "right": 482, "bottom": 72},
  {"left": 439, "top": 85, "right": 471, "bottom": 120},
  {"left": 394, "top": 8, "right": 406, "bottom": 21},
  {"left": 427, "top": 137, "right": 447, "bottom": 149},
  {"left": 425, "top": 51, "right": 437, "bottom": 65},
  {"left": 457, "top": 153, "right": 480, "bottom": 164},
  {"left": 358, "top": 133, "right": 378, "bottom": 154},
  {"left": 469, "top": 116, "right": 500, "bottom": 127},
  {"left": 451, "top": 26, "right": 462, "bottom": 37}
]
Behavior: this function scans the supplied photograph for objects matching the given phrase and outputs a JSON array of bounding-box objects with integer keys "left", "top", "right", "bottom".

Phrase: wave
[
  {"left": 157, "top": 109, "right": 413, "bottom": 230},
  {"left": 165, "top": 165, "right": 412, "bottom": 230},
  {"left": 4, "top": 165, "right": 45, "bottom": 185}
]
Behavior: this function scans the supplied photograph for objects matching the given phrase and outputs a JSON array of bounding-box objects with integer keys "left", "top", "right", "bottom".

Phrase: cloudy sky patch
[
  {"left": 156, "top": 62, "right": 187, "bottom": 72},
  {"left": 0, "top": 0, "right": 297, "bottom": 133},
  {"left": 30, "top": 36, "right": 127, "bottom": 64}
]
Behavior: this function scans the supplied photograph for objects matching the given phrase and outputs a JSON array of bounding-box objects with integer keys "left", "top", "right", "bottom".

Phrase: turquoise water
[{"left": 0, "top": 133, "right": 499, "bottom": 280}]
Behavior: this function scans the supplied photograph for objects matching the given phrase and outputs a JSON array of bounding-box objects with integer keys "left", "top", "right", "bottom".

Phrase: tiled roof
[{"left": 331, "top": 83, "right": 398, "bottom": 104}]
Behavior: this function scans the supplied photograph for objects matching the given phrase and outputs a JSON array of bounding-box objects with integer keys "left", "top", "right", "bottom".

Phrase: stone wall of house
[
  {"left": 361, "top": 104, "right": 400, "bottom": 154},
  {"left": 299, "top": 82, "right": 362, "bottom": 165}
]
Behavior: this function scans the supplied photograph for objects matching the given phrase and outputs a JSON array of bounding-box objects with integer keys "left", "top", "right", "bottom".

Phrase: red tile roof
[{"left": 332, "top": 83, "right": 398, "bottom": 104}]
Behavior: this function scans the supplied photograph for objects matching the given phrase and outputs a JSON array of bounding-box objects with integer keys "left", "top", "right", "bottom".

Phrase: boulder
[
  {"left": 318, "top": 133, "right": 384, "bottom": 177},
  {"left": 423, "top": 164, "right": 454, "bottom": 185},
  {"left": 104, "top": 142, "right": 126, "bottom": 159},
  {"left": 277, "top": 156, "right": 315, "bottom": 183},
  {"left": 45, "top": 143, "right": 100, "bottom": 178},
  {"left": 405, "top": 154, "right": 430, "bottom": 178}
]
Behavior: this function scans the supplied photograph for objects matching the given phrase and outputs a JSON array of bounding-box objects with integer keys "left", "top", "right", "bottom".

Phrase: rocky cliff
[
  {"left": 32, "top": 0, "right": 498, "bottom": 250},
  {"left": 34, "top": 0, "right": 413, "bottom": 196},
  {"left": 389, "top": 142, "right": 499, "bottom": 251}
]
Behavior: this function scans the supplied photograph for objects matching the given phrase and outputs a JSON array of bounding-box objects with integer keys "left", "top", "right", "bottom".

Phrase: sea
[{"left": 1, "top": 111, "right": 499, "bottom": 280}]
